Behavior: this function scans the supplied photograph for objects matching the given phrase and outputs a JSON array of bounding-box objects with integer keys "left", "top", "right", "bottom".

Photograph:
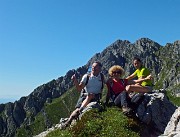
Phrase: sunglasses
[{"left": 112, "top": 71, "right": 121, "bottom": 74}]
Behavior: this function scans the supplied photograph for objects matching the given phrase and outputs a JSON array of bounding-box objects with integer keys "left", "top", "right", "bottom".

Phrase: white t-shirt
[{"left": 80, "top": 73, "right": 103, "bottom": 94}]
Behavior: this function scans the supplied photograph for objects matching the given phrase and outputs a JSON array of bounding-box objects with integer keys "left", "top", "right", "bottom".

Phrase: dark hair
[
  {"left": 93, "top": 61, "right": 102, "bottom": 68},
  {"left": 133, "top": 57, "right": 142, "bottom": 62}
]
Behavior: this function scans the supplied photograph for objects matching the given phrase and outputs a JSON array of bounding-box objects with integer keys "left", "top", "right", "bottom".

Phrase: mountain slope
[{"left": 0, "top": 38, "right": 179, "bottom": 137}]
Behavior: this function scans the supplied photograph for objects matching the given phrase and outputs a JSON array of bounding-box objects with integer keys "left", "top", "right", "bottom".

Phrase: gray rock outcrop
[
  {"left": 0, "top": 38, "right": 179, "bottom": 137},
  {"left": 159, "top": 107, "right": 180, "bottom": 137},
  {"left": 134, "top": 90, "right": 177, "bottom": 136}
]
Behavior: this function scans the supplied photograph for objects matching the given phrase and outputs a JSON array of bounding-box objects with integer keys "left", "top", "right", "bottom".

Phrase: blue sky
[{"left": 0, "top": 0, "right": 179, "bottom": 103}]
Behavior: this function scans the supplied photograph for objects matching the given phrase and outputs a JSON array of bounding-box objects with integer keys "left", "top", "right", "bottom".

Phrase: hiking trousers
[{"left": 114, "top": 91, "right": 128, "bottom": 107}]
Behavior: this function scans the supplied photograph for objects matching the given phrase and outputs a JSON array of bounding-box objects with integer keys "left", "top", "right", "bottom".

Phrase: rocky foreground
[
  {"left": 35, "top": 90, "right": 180, "bottom": 137},
  {"left": 160, "top": 107, "right": 180, "bottom": 137}
]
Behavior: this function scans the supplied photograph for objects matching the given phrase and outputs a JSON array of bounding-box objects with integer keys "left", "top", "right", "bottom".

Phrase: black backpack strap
[
  {"left": 85, "top": 74, "right": 90, "bottom": 86},
  {"left": 81, "top": 74, "right": 90, "bottom": 95},
  {"left": 121, "top": 79, "right": 125, "bottom": 87},
  {"left": 100, "top": 73, "right": 104, "bottom": 89},
  {"left": 108, "top": 79, "right": 116, "bottom": 101}
]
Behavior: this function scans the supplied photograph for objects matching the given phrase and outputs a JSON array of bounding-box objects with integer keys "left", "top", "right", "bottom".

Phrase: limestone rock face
[
  {"left": 159, "top": 107, "right": 180, "bottom": 137},
  {"left": 0, "top": 38, "right": 179, "bottom": 137},
  {"left": 134, "top": 90, "right": 177, "bottom": 136}
]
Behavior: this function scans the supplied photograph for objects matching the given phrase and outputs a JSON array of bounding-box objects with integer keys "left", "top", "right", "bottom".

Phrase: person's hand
[
  {"left": 146, "top": 75, "right": 153, "bottom": 80},
  {"left": 71, "top": 74, "right": 76, "bottom": 81},
  {"left": 71, "top": 74, "right": 79, "bottom": 86}
]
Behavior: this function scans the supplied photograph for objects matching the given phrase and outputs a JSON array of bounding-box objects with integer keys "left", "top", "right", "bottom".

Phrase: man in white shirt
[{"left": 62, "top": 61, "right": 104, "bottom": 128}]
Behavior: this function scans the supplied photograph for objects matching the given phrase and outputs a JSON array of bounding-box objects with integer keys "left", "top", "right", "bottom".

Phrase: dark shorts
[
  {"left": 75, "top": 93, "right": 101, "bottom": 108},
  {"left": 145, "top": 86, "right": 153, "bottom": 92}
]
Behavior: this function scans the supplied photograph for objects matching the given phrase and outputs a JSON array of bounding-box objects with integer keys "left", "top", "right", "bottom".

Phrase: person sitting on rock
[
  {"left": 126, "top": 57, "right": 153, "bottom": 93},
  {"left": 61, "top": 61, "right": 104, "bottom": 129},
  {"left": 105, "top": 65, "right": 152, "bottom": 114}
]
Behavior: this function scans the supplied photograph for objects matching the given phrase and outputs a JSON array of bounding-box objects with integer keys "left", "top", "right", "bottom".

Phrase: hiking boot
[
  {"left": 79, "top": 107, "right": 85, "bottom": 113},
  {"left": 60, "top": 121, "right": 70, "bottom": 130},
  {"left": 122, "top": 106, "right": 131, "bottom": 114}
]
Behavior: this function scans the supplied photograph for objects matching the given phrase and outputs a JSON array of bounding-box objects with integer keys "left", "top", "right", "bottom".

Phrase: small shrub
[
  {"left": 167, "top": 90, "right": 180, "bottom": 106},
  {"left": 46, "top": 129, "right": 72, "bottom": 137}
]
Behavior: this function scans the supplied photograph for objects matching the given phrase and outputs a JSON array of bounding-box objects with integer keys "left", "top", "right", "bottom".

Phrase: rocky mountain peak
[{"left": 0, "top": 38, "right": 179, "bottom": 137}]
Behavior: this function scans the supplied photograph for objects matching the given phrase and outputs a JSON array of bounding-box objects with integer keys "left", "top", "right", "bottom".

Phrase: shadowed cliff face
[{"left": 0, "top": 38, "right": 179, "bottom": 137}]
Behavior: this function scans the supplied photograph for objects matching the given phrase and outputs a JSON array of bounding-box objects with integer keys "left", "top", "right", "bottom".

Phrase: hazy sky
[{"left": 0, "top": 0, "right": 179, "bottom": 103}]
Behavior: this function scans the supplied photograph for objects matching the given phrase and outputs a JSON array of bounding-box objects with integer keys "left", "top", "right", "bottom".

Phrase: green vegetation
[
  {"left": 46, "top": 108, "right": 140, "bottom": 137},
  {"left": 45, "top": 87, "right": 80, "bottom": 125},
  {"left": 16, "top": 113, "right": 46, "bottom": 137},
  {"left": 167, "top": 90, "right": 180, "bottom": 106},
  {"left": 46, "top": 129, "right": 72, "bottom": 137},
  {"left": 15, "top": 87, "right": 80, "bottom": 137},
  {"left": 15, "top": 81, "right": 180, "bottom": 137},
  {"left": 15, "top": 126, "right": 32, "bottom": 137},
  {"left": 154, "top": 69, "right": 166, "bottom": 89}
]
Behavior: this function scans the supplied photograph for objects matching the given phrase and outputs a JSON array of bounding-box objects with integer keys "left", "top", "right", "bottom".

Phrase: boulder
[
  {"left": 135, "top": 90, "right": 177, "bottom": 136},
  {"left": 159, "top": 107, "right": 180, "bottom": 137}
]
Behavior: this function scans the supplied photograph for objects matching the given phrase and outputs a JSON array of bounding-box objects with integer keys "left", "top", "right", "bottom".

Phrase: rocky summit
[{"left": 0, "top": 38, "right": 179, "bottom": 137}]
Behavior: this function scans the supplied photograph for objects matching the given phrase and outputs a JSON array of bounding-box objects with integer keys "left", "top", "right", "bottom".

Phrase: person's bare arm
[
  {"left": 126, "top": 73, "right": 136, "bottom": 80},
  {"left": 71, "top": 74, "right": 85, "bottom": 92},
  {"left": 127, "top": 75, "right": 152, "bottom": 85}
]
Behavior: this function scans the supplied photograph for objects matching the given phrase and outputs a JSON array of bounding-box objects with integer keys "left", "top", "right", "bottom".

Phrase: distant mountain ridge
[{"left": 0, "top": 38, "right": 179, "bottom": 137}]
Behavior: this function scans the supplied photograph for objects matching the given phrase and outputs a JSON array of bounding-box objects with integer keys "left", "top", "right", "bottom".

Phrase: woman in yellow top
[{"left": 126, "top": 57, "right": 153, "bottom": 93}]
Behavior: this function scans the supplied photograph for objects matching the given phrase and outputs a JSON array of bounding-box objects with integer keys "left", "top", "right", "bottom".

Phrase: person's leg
[
  {"left": 119, "top": 91, "right": 132, "bottom": 114},
  {"left": 62, "top": 94, "right": 86, "bottom": 128},
  {"left": 114, "top": 93, "right": 122, "bottom": 106},
  {"left": 75, "top": 94, "right": 86, "bottom": 108},
  {"left": 146, "top": 86, "right": 153, "bottom": 92},
  {"left": 79, "top": 93, "right": 95, "bottom": 111},
  {"left": 126, "top": 85, "right": 150, "bottom": 93},
  {"left": 63, "top": 108, "right": 80, "bottom": 127},
  {"left": 114, "top": 92, "right": 129, "bottom": 107},
  {"left": 120, "top": 91, "right": 128, "bottom": 107}
]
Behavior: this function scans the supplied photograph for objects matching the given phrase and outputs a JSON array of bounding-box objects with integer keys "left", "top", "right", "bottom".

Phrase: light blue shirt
[{"left": 81, "top": 73, "right": 102, "bottom": 94}]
